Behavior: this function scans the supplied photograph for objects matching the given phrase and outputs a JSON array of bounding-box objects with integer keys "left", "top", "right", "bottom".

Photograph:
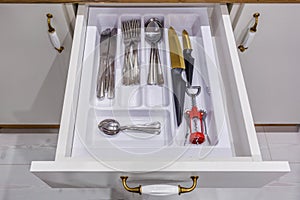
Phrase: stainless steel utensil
[
  {"left": 145, "top": 18, "right": 164, "bottom": 85},
  {"left": 97, "top": 28, "right": 111, "bottom": 99},
  {"left": 98, "top": 119, "right": 161, "bottom": 135},
  {"left": 121, "top": 21, "right": 132, "bottom": 86},
  {"left": 107, "top": 28, "right": 117, "bottom": 99},
  {"left": 131, "top": 19, "right": 141, "bottom": 85},
  {"left": 121, "top": 19, "right": 141, "bottom": 86}
]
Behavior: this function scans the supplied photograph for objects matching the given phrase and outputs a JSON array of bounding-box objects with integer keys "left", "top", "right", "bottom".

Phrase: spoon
[
  {"left": 98, "top": 119, "right": 161, "bottom": 136},
  {"left": 145, "top": 18, "right": 164, "bottom": 85}
]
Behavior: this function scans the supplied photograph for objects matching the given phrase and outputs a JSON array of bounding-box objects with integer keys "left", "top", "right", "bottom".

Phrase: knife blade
[
  {"left": 97, "top": 28, "right": 111, "bottom": 99},
  {"left": 168, "top": 27, "right": 186, "bottom": 126},
  {"left": 107, "top": 28, "right": 117, "bottom": 99},
  {"left": 182, "top": 30, "right": 194, "bottom": 87}
]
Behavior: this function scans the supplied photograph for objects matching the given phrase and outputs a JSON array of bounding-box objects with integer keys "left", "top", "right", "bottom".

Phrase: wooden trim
[
  {"left": 0, "top": 1, "right": 300, "bottom": 4},
  {"left": 0, "top": 124, "right": 60, "bottom": 129}
]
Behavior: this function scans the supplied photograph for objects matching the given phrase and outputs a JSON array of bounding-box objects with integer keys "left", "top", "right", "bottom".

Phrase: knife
[
  {"left": 168, "top": 27, "right": 186, "bottom": 126},
  {"left": 107, "top": 28, "right": 117, "bottom": 99},
  {"left": 97, "top": 28, "right": 111, "bottom": 100},
  {"left": 182, "top": 30, "right": 194, "bottom": 87}
]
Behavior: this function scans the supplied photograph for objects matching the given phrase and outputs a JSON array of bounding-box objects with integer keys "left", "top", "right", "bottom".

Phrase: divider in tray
[
  {"left": 164, "top": 13, "right": 222, "bottom": 146},
  {"left": 91, "top": 14, "right": 171, "bottom": 108},
  {"left": 82, "top": 108, "right": 175, "bottom": 150}
]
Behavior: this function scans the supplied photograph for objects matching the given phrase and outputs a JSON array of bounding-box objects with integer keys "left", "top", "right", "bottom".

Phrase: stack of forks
[{"left": 121, "top": 19, "right": 141, "bottom": 85}]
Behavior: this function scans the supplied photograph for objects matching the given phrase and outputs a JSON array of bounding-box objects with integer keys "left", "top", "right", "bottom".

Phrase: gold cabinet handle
[
  {"left": 120, "top": 176, "right": 198, "bottom": 196},
  {"left": 250, "top": 13, "right": 260, "bottom": 32},
  {"left": 46, "top": 13, "right": 64, "bottom": 53},
  {"left": 121, "top": 176, "right": 142, "bottom": 194},
  {"left": 178, "top": 176, "right": 199, "bottom": 195},
  {"left": 238, "top": 12, "right": 260, "bottom": 52}
]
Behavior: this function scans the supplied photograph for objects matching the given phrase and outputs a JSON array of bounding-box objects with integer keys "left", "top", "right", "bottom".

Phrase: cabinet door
[
  {"left": 232, "top": 4, "right": 300, "bottom": 124},
  {"left": 0, "top": 4, "right": 73, "bottom": 125}
]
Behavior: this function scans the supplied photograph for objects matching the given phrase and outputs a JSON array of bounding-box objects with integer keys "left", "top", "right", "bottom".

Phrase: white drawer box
[{"left": 31, "top": 4, "right": 289, "bottom": 194}]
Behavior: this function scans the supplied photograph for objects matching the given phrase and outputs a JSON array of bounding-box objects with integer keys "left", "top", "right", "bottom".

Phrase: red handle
[{"left": 187, "top": 106, "right": 206, "bottom": 144}]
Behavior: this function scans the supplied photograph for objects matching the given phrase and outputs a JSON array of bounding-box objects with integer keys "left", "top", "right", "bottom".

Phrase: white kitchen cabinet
[
  {"left": 0, "top": 4, "right": 74, "bottom": 125},
  {"left": 31, "top": 4, "right": 289, "bottom": 197},
  {"left": 231, "top": 4, "right": 300, "bottom": 124}
]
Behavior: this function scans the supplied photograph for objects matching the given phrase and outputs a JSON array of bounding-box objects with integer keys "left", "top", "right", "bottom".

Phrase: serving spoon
[
  {"left": 145, "top": 18, "right": 164, "bottom": 85},
  {"left": 98, "top": 119, "right": 161, "bottom": 135}
]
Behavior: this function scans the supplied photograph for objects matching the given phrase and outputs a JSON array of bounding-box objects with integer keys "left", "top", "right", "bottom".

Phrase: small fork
[
  {"left": 121, "top": 19, "right": 141, "bottom": 86},
  {"left": 121, "top": 21, "right": 132, "bottom": 86},
  {"left": 131, "top": 19, "right": 141, "bottom": 85}
]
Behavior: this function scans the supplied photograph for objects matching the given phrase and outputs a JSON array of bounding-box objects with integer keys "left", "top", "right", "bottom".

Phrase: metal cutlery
[
  {"left": 97, "top": 29, "right": 111, "bottom": 100},
  {"left": 98, "top": 119, "right": 161, "bottom": 135},
  {"left": 145, "top": 18, "right": 164, "bottom": 86},
  {"left": 121, "top": 19, "right": 141, "bottom": 85},
  {"left": 97, "top": 28, "right": 117, "bottom": 100},
  {"left": 107, "top": 28, "right": 117, "bottom": 99}
]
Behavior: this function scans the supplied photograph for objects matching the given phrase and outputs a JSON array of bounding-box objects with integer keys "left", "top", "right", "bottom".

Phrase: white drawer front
[{"left": 31, "top": 4, "right": 289, "bottom": 192}]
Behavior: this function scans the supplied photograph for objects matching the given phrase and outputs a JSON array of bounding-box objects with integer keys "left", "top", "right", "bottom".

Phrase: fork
[
  {"left": 121, "top": 21, "right": 132, "bottom": 86},
  {"left": 131, "top": 19, "right": 141, "bottom": 85},
  {"left": 121, "top": 19, "right": 141, "bottom": 86}
]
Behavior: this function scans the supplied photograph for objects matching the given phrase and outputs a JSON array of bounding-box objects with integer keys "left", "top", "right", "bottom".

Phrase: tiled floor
[{"left": 0, "top": 127, "right": 298, "bottom": 200}]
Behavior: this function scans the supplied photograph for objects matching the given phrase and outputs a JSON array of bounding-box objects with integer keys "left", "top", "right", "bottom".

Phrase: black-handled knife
[
  {"left": 182, "top": 30, "right": 194, "bottom": 87},
  {"left": 168, "top": 27, "right": 187, "bottom": 127}
]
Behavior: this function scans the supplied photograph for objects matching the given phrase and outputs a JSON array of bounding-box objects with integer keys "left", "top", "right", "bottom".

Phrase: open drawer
[{"left": 31, "top": 3, "right": 289, "bottom": 195}]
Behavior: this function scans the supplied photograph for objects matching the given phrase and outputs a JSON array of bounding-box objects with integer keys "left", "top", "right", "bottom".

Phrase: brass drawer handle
[
  {"left": 46, "top": 13, "right": 64, "bottom": 53},
  {"left": 120, "top": 176, "right": 198, "bottom": 196},
  {"left": 238, "top": 12, "right": 260, "bottom": 52}
]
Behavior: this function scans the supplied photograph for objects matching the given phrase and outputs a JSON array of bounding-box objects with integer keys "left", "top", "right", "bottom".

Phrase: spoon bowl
[{"left": 145, "top": 18, "right": 163, "bottom": 44}]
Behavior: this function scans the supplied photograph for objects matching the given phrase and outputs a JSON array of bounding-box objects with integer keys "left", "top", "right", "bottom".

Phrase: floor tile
[
  {"left": 268, "top": 164, "right": 300, "bottom": 187},
  {"left": 0, "top": 134, "right": 57, "bottom": 164},
  {"left": 264, "top": 132, "right": 300, "bottom": 162},
  {"left": 265, "top": 132, "right": 300, "bottom": 145}
]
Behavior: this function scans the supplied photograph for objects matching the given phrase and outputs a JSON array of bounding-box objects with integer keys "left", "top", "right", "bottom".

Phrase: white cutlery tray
[{"left": 72, "top": 7, "right": 234, "bottom": 161}]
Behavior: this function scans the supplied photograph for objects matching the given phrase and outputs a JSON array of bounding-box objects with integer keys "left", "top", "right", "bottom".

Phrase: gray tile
[
  {"left": 211, "top": 187, "right": 300, "bottom": 200},
  {"left": 266, "top": 132, "right": 300, "bottom": 145},
  {"left": 268, "top": 143, "right": 300, "bottom": 162},
  {"left": 0, "top": 134, "right": 57, "bottom": 164},
  {"left": 0, "top": 188, "right": 111, "bottom": 200},
  {"left": 268, "top": 164, "right": 300, "bottom": 187},
  {"left": 265, "top": 133, "right": 300, "bottom": 162},
  {"left": 258, "top": 186, "right": 300, "bottom": 200}
]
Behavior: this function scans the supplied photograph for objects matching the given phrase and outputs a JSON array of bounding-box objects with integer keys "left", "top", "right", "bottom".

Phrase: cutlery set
[
  {"left": 96, "top": 18, "right": 209, "bottom": 145},
  {"left": 121, "top": 19, "right": 141, "bottom": 85},
  {"left": 97, "top": 28, "right": 117, "bottom": 100}
]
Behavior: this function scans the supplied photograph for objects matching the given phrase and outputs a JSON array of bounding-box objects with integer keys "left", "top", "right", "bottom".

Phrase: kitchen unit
[
  {"left": 0, "top": 4, "right": 74, "bottom": 125},
  {"left": 29, "top": 4, "right": 290, "bottom": 197},
  {"left": 231, "top": 4, "right": 300, "bottom": 124}
]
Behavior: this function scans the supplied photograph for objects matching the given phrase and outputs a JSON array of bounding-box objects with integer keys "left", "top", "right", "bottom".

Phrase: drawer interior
[{"left": 69, "top": 6, "right": 256, "bottom": 162}]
